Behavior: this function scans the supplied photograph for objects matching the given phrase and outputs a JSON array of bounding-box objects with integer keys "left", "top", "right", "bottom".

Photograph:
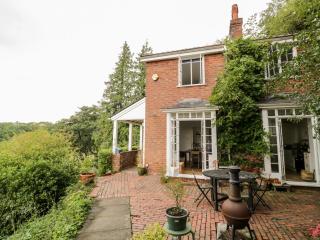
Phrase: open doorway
[
  {"left": 282, "top": 118, "right": 316, "bottom": 182},
  {"left": 179, "top": 121, "right": 202, "bottom": 174}
]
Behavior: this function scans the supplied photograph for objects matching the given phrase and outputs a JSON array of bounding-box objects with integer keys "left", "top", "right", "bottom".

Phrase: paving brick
[{"left": 92, "top": 168, "right": 320, "bottom": 240}]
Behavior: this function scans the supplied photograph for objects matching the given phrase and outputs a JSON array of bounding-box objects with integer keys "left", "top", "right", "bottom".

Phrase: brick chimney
[{"left": 229, "top": 4, "right": 243, "bottom": 39}]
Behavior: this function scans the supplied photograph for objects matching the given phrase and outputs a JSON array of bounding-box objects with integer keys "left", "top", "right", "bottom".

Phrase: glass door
[
  {"left": 202, "top": 119, "right": 213, "bottom": 170},
  {"left": 171, "top": 119, "right": 179, "bottom": 173},
  {"left": 277, "top": 119, "right": 286, "bottom": 181}
]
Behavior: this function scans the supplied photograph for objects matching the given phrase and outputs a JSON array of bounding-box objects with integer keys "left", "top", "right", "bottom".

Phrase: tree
[
  {"left": 132, "top": 41, "right": 153, "bottom": 102},
  {"left": 210, "top": 38, "right": 269, "bottom": 167},
  {"left": 102, "top": 42, "right": 135, "bottom": 116},
  {"left": 96, "top": 42, "right": 135, "bottom": 150},
  {"left": 56, "top": 105, "right": 100, "bottom": 155},
  {"left": 0, "top": 122, "right": 54, "bottom": 142},
  {"left": 95, "top": 41, "right": 150, "bottom": 149},
  {"left": 256, "top": 0, "right": 320, "bottom": 135},
  {"left": 59, "top": 41, "right": 152, "bottom": 152}
]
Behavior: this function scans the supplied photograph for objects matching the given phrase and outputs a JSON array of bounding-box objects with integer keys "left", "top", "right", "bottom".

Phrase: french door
[
  {"left": 202, "top": 119, "right": 213, "bottom": 170},
  {"left": 277, "top": 119, "right": 286, "bottom": 181},
  {"left": 170, "top": 118, "right": 215, "bottom": 174},
  {"left": 171, "top": 119, "right": 179, "bottom": 171}
]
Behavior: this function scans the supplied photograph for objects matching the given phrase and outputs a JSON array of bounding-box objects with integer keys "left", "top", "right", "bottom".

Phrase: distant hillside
[{"left": 0, "top": 122, "right": 54, "bottom": 142}]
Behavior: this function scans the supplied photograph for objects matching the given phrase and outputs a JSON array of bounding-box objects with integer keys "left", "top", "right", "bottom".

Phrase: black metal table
[{"left": 202, "top": 169, "right": 256, "bottom": 212}]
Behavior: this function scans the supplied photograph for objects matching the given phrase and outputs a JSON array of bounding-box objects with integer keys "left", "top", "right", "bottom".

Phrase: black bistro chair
[
  {"left": 193, "top": 172, "right": 214, "bottom": 208},
  {"left": 252, "top": 177, "right": 272, "bottom": 212}
]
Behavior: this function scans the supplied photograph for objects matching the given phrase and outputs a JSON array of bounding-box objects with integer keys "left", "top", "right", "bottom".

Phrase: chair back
[
  {"left": 191, "top": 151, "right": 200, "bottom": 155},
  {"left": 255, "top": 176, "right": 272, "bottom": 191},
  {"left": 192, "top": 172, "right": 202, "bottom": 190}
]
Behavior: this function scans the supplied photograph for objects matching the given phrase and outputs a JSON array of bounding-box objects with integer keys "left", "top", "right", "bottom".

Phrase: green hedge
[
  {"left": 8, "top": 184, "right": 92, "bottom": 240},
  {"left": 0, "top": 161, "right": 74, "bottom": 236},
  {"left": 0, "top": 130, "right": 79, "bottom": 238},
  {"left": 97, "top": 148, "right": 113, "bottom": 176}
]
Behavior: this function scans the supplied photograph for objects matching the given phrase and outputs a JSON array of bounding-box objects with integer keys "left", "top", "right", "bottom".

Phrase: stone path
[{"left": 77, "top": 197, "right": 131, "bottom": 240}]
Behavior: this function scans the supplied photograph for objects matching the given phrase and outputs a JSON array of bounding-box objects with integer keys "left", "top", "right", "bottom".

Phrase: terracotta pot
[{"left": 80, "top": 172, "right": 96, "bottom": 184}]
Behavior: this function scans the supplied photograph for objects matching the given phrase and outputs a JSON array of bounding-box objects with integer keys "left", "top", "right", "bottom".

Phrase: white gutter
[{"left": 141, "top": 48, "right": 224, "bottom": 63}]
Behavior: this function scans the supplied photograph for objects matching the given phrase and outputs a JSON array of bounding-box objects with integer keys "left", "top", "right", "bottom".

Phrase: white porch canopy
[{"left": 110, "top": 98, "right": 145, "bottom": 157}]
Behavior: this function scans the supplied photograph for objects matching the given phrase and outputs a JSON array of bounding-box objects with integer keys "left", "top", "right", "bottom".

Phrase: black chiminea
[{"left": 221, "top": 166, "right": 254, "bottom": 239}]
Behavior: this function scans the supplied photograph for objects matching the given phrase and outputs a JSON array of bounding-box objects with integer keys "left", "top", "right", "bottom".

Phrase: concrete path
[{"left": 77, "top": 197, "right": 131, "bottom": 240}]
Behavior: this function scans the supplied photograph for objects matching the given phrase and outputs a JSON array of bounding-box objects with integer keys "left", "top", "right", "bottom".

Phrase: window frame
[
  {"left": 265, "top": 42, "right": 297, "bottom": 80},
  {"left": 178, "top": 55, "right": 205, "bottom": 87}
]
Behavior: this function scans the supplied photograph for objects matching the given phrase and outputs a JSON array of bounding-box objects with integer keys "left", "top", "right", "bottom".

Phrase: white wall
[{"left": 179, "top": 121, "right": 201, "bottom": 151}]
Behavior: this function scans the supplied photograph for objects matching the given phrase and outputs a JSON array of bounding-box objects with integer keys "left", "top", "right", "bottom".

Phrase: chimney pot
[
  {"left": 232, "top": 4, "right": 238, "bottom": 20},
  {"left": 229, "top": 4, "right": 243, "bottom": 39}
]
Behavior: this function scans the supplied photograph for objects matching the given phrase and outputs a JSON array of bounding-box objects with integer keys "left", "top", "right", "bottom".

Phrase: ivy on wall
[{"left": 210, "top": 38, "right": 269, "bottom": 167}]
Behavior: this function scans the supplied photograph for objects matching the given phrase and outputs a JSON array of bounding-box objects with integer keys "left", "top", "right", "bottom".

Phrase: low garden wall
[{"left": 112, "top": 150, "right": 140, "bottom": 172}]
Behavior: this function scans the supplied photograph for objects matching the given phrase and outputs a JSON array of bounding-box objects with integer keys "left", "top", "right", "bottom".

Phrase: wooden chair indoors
[{"left": 191, "top": 151, "right": 201, "bottom": 169}]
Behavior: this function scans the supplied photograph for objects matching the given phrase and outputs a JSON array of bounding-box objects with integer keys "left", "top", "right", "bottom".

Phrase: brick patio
[{"left": 91, "top": 168, "right": 320, "bottom": 240}]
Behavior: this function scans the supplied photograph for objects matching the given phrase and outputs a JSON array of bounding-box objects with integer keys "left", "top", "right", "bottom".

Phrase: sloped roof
[
  {"left": 111, "top": 98, "right": 145, "bottom": 122},
  {"left": 167, "top": 98, "right": 210, "bottom": 109},
  {"left": 258, "top": 95, "right": 298, "bottom": 108},
  {"left": 140, "top": 35, "right": 294, "bottom": 63},
  {"left": 163, "top": 98, "right": 219, "bottom": 112}
]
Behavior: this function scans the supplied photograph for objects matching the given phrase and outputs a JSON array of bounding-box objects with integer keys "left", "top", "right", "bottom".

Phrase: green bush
[
  {"left": 8, "top": 184, "right": 93, "bottom": 240},
  {"left": 210, "top": 38, "right": 269, "bottom": 166},
  {"left": 0, "top": 161, "right": 73, "bottom": 235},
  {"left": 80, "top": 155, "right": 97, "bottom": 174},
  {"left": 132, "top": 223, "right": 167, "bottom": 240},
  {"left": 0, "top": 130, "right": 79, "bottom": 238},
  {"left": 97, "top": 148, "right": 113, "bottom": 176}
]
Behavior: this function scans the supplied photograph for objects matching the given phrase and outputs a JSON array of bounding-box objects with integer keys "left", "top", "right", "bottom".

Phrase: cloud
[
  {"left": 0, "top": 0, "right": 270, "bottom": 122},
  {"left": 0, "top": 1, "right": 39, "bottom": 49}
]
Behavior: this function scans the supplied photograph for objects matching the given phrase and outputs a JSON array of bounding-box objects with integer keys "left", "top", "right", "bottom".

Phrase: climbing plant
[
  {"left": 210, "top": 38, "right": 269, "bottom": 168},
  {"left": 245, "top": 0, "right": 320, "bottom": 138}
]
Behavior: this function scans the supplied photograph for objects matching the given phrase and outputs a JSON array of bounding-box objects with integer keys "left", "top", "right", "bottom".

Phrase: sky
[{"left": 0, "top": 0, "right": 270, "bottom": 123}]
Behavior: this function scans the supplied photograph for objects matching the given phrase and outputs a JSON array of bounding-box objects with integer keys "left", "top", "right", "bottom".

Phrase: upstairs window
[
  {"left": 180, "top": 57, "right": 203, "bottom": 86},
  {"left": 265, "top": 43, "right": 295, "bottom": 79}
]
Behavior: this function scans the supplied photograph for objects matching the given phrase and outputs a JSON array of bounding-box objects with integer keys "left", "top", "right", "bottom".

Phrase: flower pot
[
  {"left": 166, "top": 207, "right": 189, "bottom": 231},
  {"left": 80, "top": 172, "right": 96, "bottom": 184},
  {"left": 137, "top": 167, "right": 147, "bottom": 176}
]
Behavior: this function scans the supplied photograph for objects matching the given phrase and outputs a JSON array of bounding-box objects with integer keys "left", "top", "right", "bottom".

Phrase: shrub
[
  {"left": 0, "top": 130, "right": 77, "bottom": 165},
  {"left": 160, "top": 168, "right": 169, "bottom": 184},
  {"left": 8, "top": 184, "right": 93, "bottom": 240},
  {"left": 0, "top": 130, "right": 79, "bottom": 238},
  {"left": 97, "top": 148, "right": 113, "bottom": 176},
  {"left": 132, "top": 223, "right": 167, "bottom": 240},
  {"left": 165, "top": 180, "right": 186, "bottom": 215},
  {"left": 80, "top": 155, "right": 97, "bottom": 174}
]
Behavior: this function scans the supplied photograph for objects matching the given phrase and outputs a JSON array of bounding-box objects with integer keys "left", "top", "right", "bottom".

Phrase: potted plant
[
  {"left": 160, "top": 168, "right": 170, "bottom": 184},
  {"left": 165, "top": 180, "right": 188, "bottom": 231},
  {"left": 80, "top": 155, "right": 96, "bottom": 184},
  {"left": 137, "top": 164, "right": 147, "bottom": 176},
  {"left": 240, "top": 155, "right": 263, "bottom": 173}
]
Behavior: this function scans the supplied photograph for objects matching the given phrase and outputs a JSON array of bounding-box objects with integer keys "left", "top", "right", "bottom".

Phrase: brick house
[{"left": 111, "top": 4, "right": 320, "bottom": 187}]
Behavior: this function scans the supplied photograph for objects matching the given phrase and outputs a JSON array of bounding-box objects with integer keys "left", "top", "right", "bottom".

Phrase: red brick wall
[
  {"left": 229, "top": 4, "right": 243, "bottom": 39},
  {"left": 144, "top": 53, "right": 224, "bottom": 173},
  {"left": 112, "top": 150, "right": 139, "bottom": 172}
]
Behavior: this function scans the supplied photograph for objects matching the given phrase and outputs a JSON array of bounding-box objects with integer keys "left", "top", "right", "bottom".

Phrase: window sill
[{"left": 177, "top": 83, "right": 207, "bottom": 88}]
